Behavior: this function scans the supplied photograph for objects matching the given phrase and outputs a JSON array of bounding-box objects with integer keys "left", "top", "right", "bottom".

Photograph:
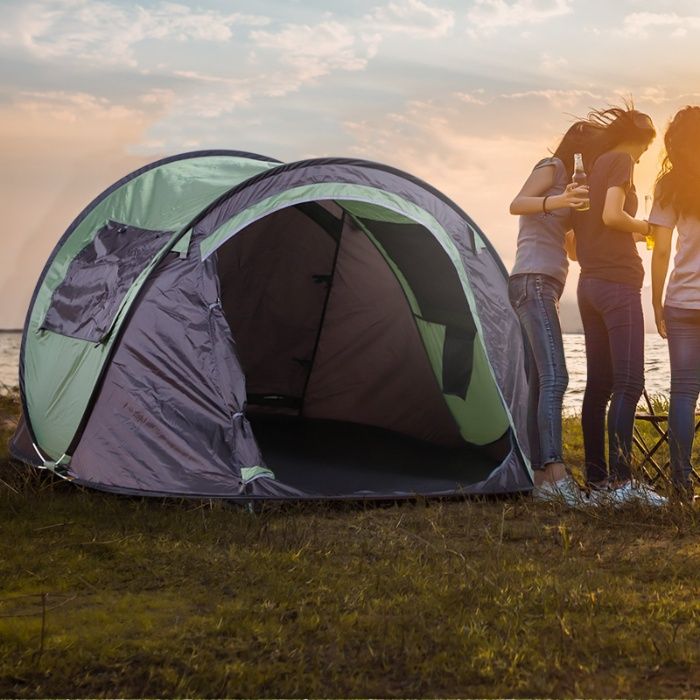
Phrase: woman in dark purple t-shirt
[{"left": 572, "top": 106, "right": 666, "bottom": 506}]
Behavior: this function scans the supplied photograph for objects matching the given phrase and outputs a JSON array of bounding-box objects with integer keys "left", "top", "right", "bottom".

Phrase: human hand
[
  {"left": 560, "top": 182, "right": 589, "bottom": 209},
  {"left": 653, "top": 305, "right": 667, "bottom": 339}
]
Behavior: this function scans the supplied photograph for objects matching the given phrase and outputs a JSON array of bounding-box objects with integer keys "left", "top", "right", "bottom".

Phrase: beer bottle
[
  {"left": 572, "top": 153, "right": 589, "bottom": 211},
  {"left": 644, "top": 194, "right": 655, "bottom": 250}
]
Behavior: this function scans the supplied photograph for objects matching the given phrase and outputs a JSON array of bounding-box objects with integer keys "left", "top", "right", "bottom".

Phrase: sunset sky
[{"left": 2, "top": 0, "right": 700, "bottom": 328}]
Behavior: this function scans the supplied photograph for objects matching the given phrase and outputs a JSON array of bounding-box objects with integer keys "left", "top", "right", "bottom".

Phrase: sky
[{"left": 1, "top": 0, "right": 700, "bottom": 328}]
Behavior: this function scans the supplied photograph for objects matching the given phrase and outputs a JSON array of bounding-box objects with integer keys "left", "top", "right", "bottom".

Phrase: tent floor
[{"left": 247, "top": 413, "right": 507, "bottom": 497}]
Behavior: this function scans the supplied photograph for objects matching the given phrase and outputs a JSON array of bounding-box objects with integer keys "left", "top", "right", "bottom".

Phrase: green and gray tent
[{"left": 11, "top": 150, "right": 533, "bottom": 499}]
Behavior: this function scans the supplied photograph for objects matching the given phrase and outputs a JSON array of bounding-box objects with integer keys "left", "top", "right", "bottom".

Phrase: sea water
[{"left": 0, "top": 331, "right": 678, "bottom": 413}]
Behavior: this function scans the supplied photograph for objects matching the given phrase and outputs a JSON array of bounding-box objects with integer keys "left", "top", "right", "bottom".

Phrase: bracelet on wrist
[{"left": 542, "top": 195, "right": 550, "bottom": 215}]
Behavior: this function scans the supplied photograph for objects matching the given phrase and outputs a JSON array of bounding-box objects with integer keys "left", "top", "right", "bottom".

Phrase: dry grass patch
[{"left": 1, "top": 394, "right": 700, "bottom": 698}]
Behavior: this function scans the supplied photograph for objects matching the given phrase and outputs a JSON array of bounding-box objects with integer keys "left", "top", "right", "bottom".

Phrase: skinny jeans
[
  {"left": 664, "top": 305, "right": 700, "bottom": 489},
  {"left": 508, "top": 273, "right": 568, "bottom": 470},
  {"left": 577, "top": 277, "right": 645, "bottom": 484}
]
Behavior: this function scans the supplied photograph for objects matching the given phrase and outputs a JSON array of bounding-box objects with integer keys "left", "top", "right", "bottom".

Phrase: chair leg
[
  {"left": 632, "top": 426, "right": 669, "bottom": 485},
  {"left": 690, "top": 419, "right": 700, "bottom": 485}
]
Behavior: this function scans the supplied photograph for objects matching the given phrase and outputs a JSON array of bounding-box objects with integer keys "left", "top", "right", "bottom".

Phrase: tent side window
[{"left": 40, "top": 220, "right": 172, "bottom": 343}]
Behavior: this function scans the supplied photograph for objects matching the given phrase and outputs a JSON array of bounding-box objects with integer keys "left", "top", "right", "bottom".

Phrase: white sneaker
[
  {"left": 532, "top": 476, "right": 586, "bottom": 507},
  {"left": 601, "top": 480, "right": 668, "bottom": 507}
]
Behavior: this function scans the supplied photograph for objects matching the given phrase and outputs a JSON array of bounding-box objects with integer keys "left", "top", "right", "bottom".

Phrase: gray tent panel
[
  {"left": 302, "top": 213, "right": 463, "bottom": 446},
  {"left": 216, "top": 204, "right": 338, "bottom": 407},
  {"left": 354, "top": 217, "right": 477, "bottom": 400},
  {"left": 41, "top": 220, "right": 173, "bottom": 343},
  {"left": 451, "top": 226, "right": 531, "bottom": 460},
  {"left": 69, "top": 251, "right": 262, "bottom": 497}
]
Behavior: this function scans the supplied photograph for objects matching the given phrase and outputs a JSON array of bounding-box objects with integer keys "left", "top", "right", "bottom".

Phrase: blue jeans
[
  {"left": 508, "top": 274, "right": 568, "bottom": 470},
  {"left": 665, "top": 305, "right": 700, "bottom": 489},
  {"left": 577, "top": 277, "right": 645, "bottom": 484}
]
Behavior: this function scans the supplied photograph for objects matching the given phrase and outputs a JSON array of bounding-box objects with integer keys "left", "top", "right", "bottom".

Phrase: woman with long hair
[
  {"left": 508, "top": 123, "right": 592, "bottom": 504},
  {"left": 572, "top": 105, "right": 666, "bottom": 505},
  {"left": 650, "top": 106, "right": 700, "bottom": 499}
]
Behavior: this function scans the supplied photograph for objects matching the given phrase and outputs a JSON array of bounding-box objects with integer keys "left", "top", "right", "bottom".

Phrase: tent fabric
[
  {"left": 192, "top": 173, "right": 513, "bottom": 447},
  {"left": 41, "top": 220, "right": 174, "bottom": 343},
  {"left": 300, "top": 214, "right": 464, "bottom": 446},
  {"left": 22, "top": 151, "right": 280, "bottom": 459},
  {"left": 216, "top": 205, "right": 338, "bottom": 404},
  {"left": 67, "top": 251, "right": 261, "bottom": 496},
  {"left": 11, "top": 151, "right": 533, "bottom": 499},
  {"left": 351, "top": 218, "right": 478, "bottom": 400}
]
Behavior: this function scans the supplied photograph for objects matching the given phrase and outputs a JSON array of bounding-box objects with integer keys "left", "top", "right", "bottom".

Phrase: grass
[{"left": 1, "top": 391, "right": 700, "bottom": 698}]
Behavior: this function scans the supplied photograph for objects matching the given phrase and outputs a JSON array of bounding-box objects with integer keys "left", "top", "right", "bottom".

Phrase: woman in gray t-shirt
[
  {"left": 650, "top": 106, "right": 700, "bottom": 496},
  {"left": 508, "top": 124, "right": 590, "bottom": 504}
]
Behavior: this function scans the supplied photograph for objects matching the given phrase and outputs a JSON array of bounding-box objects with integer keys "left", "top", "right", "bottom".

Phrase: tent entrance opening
[{"left": 215, "top": 202, "right": 508, "bottom": 494}]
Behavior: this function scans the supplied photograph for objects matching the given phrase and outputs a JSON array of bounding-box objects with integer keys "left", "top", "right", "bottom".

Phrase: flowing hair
[
  {"left": 655, "top": 105, "right": 700, "bottom": 219},
  {"left": 553, "top": 102, "right": 656, "bottom": 177}
]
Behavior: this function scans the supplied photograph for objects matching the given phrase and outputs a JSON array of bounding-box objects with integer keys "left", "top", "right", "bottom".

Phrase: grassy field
[{"left": 1, "top": 390, "right": 700, "bottom": 699}]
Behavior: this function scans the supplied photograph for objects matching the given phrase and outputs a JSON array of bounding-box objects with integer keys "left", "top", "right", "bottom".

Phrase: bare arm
[
  {"left": 650, "top": 224, "right": 673, "bottom": 338},
  {"left": 602, "top": 186, "right": 650, "bottom": 238},
  {"left": 510, "top": 165, "right": 588, "bottom": 215}
]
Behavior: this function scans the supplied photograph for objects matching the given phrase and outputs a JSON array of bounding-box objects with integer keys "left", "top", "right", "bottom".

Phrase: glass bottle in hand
[
  {"left": 572, "top": 153, "right": 589, "bottom": 211},
  {"left": 644, "top": 194, "right": 654, "bottom": 250}
]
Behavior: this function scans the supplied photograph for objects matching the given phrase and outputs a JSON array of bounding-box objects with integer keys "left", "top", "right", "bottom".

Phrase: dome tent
[{"left": 11, "top": 150, "right": 533, "bottom": 499}]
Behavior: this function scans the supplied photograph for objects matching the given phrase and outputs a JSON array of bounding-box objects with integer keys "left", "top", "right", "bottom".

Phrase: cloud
[
  {"left": 14, "top": 90, "right": 147, "bottom": 122},
  {"left": 621, "top": 11, "right": 700, "bottom": 37},
  {"left": 467, "top": 0, "right": 573, "bottom": 35},
  {"left": 539, "top": 52, "right": 568, "bottom": 73},
  {"left": 171, "top": 70, "right": 237, "bottom": 85},
  {"left": 342, "top": 95, "right": 545, "bottom": 217},
  {"left": 0, "top": 1, "right": 453, "bottom": 135},
  {"left": 365, "top": 0, "right": 455, "bottom": 39},
  {"left": 2, "top": 90, "right": 164, "bottom": 153},
  {"left": 121, "top": 15, "right": 385, "bottom": 118},
  {"left": 136, "top": 16, "right": 386, "bottom": 133},
  {"left": 0, "top": 0, "right": 270, "bottom": 66},
  {"left": 501, "top": 89, "right": 602, "bottom": 110},
  {"left": 630, "top": 86, "right": 700, "bottom": 105},
  {"left": 455, "top": 87, "right": 597, "bottom": 110},
  {"left": 168, "top": 71, "right": 256, "bottom": 114},
  {"left": 139, "top": 89, "right": 177, "bottom": 106},
  {"left": 454, "top": 89, "right": 489, "bottom": 106},
  {"left": 0, "top": 1, "right": 385, "bottom": 121},
  {"left": 251, "top": 21, "right": 381, "bottom": 90}
]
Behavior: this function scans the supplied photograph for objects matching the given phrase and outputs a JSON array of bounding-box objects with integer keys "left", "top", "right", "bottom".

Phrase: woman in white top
[{"left": 650, "top": 106, "right": 700, "bottom": 497}]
